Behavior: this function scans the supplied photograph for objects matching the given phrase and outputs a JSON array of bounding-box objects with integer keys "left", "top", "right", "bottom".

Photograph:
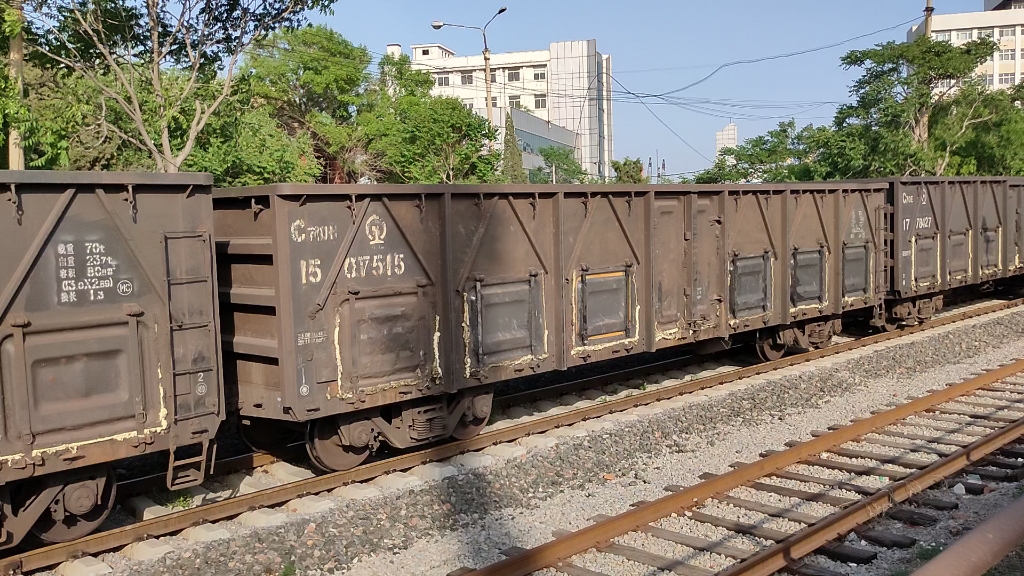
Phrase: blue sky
[{"left": 315, "top": 0, "right": 981, "bottom": 176}]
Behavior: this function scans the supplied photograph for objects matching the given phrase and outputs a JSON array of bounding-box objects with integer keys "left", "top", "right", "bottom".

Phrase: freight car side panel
[
  {"left": 969, "top": 180, "right": 1005, "bottom": 282},
  {"left": 892, "top": 181, "right": 943, "bottom": 297},
  {"left": 690, "top": 193, "right": 725, "bottom": 337},
  {"left": 449, "top": 193, "right": 558, "bottom": 386},
  {"left": 325, "top": 197, "right": 442, "bottom": 404},
  {"left": 724, "top": 190, "right": 784, "bottom": 333},
  {"left": 1011, "top": 180, "right": 1024, "bottom": 272},
  {"left": 0, "top": 173, "right": 221, "bottom": 483},
  {"left": 784, "top": 190, "right": 834, "bottom": 323},
  {"left": 216, "top": 188, "right": 448, "bottom": 421},
  {"left": 893, "top": 179, "right": 1010, "bottom": 299},
  {"left": 561, "top": 193, "right": 646, "bottom": 365},
  {"left": 837, "top": 187, "right": 887, "bottom": 312},
  {"left": 651, "top": 195, "right": 692, "bottom": 344}
]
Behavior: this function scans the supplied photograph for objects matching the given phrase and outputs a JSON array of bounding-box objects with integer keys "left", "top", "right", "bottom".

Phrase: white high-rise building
[
  {"left": 715, "top": 123, "right": 738, "bottom": 156},
  {"left": 388, "top": 40, "right": 614, "bottom": 180},
  {"left": 908, "top": 1, "right": 1024, "bottom": 89}
]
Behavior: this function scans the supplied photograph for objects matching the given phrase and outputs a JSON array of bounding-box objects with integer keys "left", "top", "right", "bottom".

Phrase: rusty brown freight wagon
[
  {"left": 212, "top": 182, "right": 892, "bottom": 471},
  {"left": 887, "top": 178, "right": 1024, "bottom": 327},
  {"left": 0, "top": 172, "right": 223, "bottom": 548}
]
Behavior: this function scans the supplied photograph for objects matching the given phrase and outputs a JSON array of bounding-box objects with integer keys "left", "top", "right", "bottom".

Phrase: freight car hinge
[
  {"left": 416, "top": 193, "right": 427, "bottom": 219},
  {"left": 122, "top": 184, "right": 137, "bottom": 222},
  {"left": 583, "top": 193, "right": 591, "bottom": 215},
  {"left": 626, "top": 192, "right": 634, "bottom": 215},
  {"left": 347, "top": 194, "right": 359, "bottom": 224},
  {"left": 250, "top": 198, "right": 267, "bottom": 220},
  {"left": 530, "top": 192, "right": 539, "bottom": 218},
  {"left": 6, "top": 184, "right": 21, "bottom": 225}
]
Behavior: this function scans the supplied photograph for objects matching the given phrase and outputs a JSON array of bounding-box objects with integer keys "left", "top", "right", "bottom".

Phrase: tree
[
  {"left": 827, "top": 36, "right": 1000, "bottom": 177},
  {"left": 528, "top": 145, "right": 587, "bottom": 184},
  {"left": 694, "top": 120, "right": 827, "bottom": 184},
  {"left": 25, "top": 0, "right": 335, "bottom": 172},
  {"left": 244, "top": 25, "right": 372, "bottom": 182},
  {"left": 610, "top": 157, "right": 648, "bottom": 184},
  {"left": 361, "top": 55, "right": 499, "bottom": 184},
  {"left": 501, "top": 111, "right": 527, "bottom": 183}
]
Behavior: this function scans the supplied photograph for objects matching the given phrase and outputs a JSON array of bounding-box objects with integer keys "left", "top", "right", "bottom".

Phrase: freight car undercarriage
[{"left": 240, "top": 288, "right": 984, "bottom": 473}]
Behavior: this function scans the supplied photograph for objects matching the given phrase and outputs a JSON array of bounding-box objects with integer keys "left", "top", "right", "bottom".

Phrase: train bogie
[{"left": 0, "top": 171, "right": 222, "bottom": 548}]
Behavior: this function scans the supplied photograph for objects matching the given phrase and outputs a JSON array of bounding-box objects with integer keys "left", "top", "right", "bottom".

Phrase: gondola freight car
[
  {"left": 212, "top": 180, "right": 939, "bottom": 472},
  {"left": 0, "top": 171, "right": 223, "bottom": 549}
]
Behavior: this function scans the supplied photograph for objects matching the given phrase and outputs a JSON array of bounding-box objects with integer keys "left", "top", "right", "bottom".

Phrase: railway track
[
  {"left": 5, "top": 297, "right": 1024, "bottom": 575},
  {"left": 453, "top": 355, "right": 1024, "bottom": 576}
]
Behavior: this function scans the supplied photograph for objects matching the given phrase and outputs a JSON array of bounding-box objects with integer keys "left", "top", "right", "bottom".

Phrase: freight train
[{"left": 0, "top": 172, "right": 1020, "bottom": 548}]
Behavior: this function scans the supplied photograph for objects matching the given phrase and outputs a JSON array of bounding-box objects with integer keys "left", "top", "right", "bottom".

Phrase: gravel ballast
[{"left": 41, "top": 306, "right": 1024, "bottom": 576}]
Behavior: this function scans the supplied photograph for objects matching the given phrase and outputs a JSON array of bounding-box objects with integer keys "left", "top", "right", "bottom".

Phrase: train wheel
[
  {"left": 30, "top": 466, "right": 116, "bottom": 544},
  {"left": 452, "top": 392, "right": 493, "bottom": 440},
  {"left": 306, "top": 419, "right": 369, "bottom": 472},
  {"left": 879, "top": 316, "right": 899, "bottom": 333},
  {"left": 240, "top": 419, "right": 301, "bottom": 453},
  {"left": 755, "top": 331, "right": 786, "bottom": 362}
]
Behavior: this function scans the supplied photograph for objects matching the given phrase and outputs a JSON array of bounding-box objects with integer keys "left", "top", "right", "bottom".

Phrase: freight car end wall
[
  {"left": 213, "top": 182, "right": 892, "bottom": 438},
  {"left": 0, "top": 171, "right": 223, "bottom": 548}
]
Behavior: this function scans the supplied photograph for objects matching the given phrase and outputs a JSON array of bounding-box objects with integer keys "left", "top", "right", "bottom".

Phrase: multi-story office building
[
  {"left": 386, "top": 40, "right": 613, "bottom": 180},
  {"left": 908, "top": 0, "right": 1024, "bottom": 89},
  {"left": 715, "top": 123, "right": 738, "bottom": 156}
]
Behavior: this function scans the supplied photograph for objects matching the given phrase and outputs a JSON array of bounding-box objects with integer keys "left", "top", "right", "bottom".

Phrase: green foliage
[
  {"left": 183, "top": 106, "right": 321, "bottom": 187},
  {"left": 529, "top": 145, "right": 587, "bottom": 184},
  {"left": 361, "top": 55, "right": 499, "bottom": 184},
  {"left": 279, "top": 560, "right": 297, "bottom": 576},
  {"left": 611, "top": 157, "right": 648, "bottom": 184},
  {"left": 695, "top": 36, "right": 1024, "bottom": 183},
  {"left": 501, "top": 111, "right": 527, "bottom": 183},
  {"left": 24, "top": 0, "right": 338, "bottom": 171},
  {"left": 695, "top": 120, "right": 826, "bottom": 184}
]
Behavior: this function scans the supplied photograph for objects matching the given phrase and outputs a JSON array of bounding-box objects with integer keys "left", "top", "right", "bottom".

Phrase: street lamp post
[{"left": 432, "top": 7, "right": 507, "bottom": 126}]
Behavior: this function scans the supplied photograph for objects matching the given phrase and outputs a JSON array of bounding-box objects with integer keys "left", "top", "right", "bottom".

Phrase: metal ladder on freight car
[{"left": 164, "top": 231, "right": 219, "bottom": 490}]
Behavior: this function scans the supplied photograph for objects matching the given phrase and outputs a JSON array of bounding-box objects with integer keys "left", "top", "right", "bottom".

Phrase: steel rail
[
  {"left": 3, "top": 297, "right": 1022, "bottom": 575},
  {"left": 459, "top": 357, "right": 1024, "bottom": 576},
  {"left": 910, "top": 494, "right": 1024, "bottom": 576}
]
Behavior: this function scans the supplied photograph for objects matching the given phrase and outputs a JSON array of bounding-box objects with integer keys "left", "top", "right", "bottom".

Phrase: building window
[
  {"left": 937, "top": 78, "right": 955, "bottom": 90},
  {"left": 422, "top": 49, "right": 430, "bottom": 56},
  {"left": 490, "top": 72, "right": 497, "bottom": 84},
  {"left": 490, "top": 96, "right": 498, "bottom": 108},
  {"left": 1000, "top": 72, "right": 1017, "bottom": 85},
  {"left": 1000, "top": 27, "right": 1017, "bottom": 37},
  {"left": 507, "top": 69, "right": 521, "bottom": 82},
  {"left": 533, "top": 67, "right": 547, "bottom": 81},
  {"left": 508, "top": 95, "right": 521, "bottom": 109},
  {"left": 956, "top": 30, "right": 974, "bottom": 41},
  {"left": 534, "top": 94, "right": 547, "bottom": 109},
  {"left": 933, "top": 31, "right": 951, "bottom": 42},
  {"left": 463, "top": 99, "right": 474, "bottom": 111},
  {"left": 436, "top": 75, "right": 450, "bottom": 87},
  {"left": 461, "top": 73, "right": 474, "bottom": 85},
  {"left": 1001, "top": 49, "right": 1017, "bottom": 61},
  {"left": 982, "top": 74, "right": 995, "bottom": 86},
  {"left": 980, "top": 29, "right": 995, "bottom": 38},
  {"left": 1013, "top": 0, "right": 1024, "bottom": 8}
]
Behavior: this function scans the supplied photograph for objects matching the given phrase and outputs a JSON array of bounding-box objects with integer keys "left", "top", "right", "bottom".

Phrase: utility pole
[
  {"left": 432, "top": 7, "right": 507, "bottom": 127},
  {"left": 484, "top": 49, "right": 494, "bottom": 126},
  {"left": 8, "top": 0, "right": 24, "bottom": 170},
  {"left": 924, "top": 0, "right": 934, "bottom": 37}
]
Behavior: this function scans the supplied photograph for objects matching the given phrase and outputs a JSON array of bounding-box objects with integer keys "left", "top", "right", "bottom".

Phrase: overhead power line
[
  {"left": 612, "top": 74, "right": 713, "bottom": 164},
  {"left": 654, "top": 15, "right": 922, "bottom": 97}
]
